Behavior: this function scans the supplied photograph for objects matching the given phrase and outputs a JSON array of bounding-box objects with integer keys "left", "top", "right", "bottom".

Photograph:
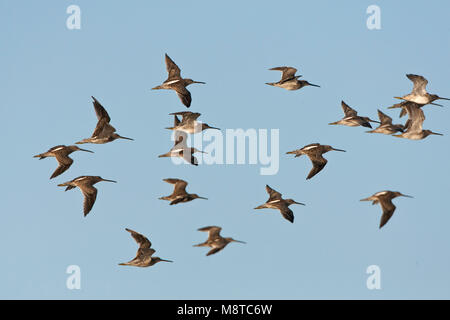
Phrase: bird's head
[
  {"left": 392, "top": 191, "right": 413, "bottom": 199},
  {"left": 323, "top": 145, "right": 346, "bottom": 153},
  {"left": 423, "top": 130, "right": 443, "bottom": 138},
  {"left": 112, "top": 133, "right": 134, "bottom": 141},
  {"left": 95, "top": 176, "right": 117, "bottom": 184},
  {"left": 202, "top": 123, "right": 220, "bottom": 131}
]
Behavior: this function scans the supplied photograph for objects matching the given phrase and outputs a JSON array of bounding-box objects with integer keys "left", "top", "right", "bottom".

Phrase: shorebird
[
  {"left": 152, "top": 54, "right": 205, "bottom": 108},
  {"left": 158, "top": 132, "right": 205, "bottom": 166},
  {"left": 254, "top": 185, "right": 305, "bottom": 223},
  {"left": 391, "top": 102, "right": 443, "bottom": 140},
  {"left": 266, "top": 66, "right": 320, "bottom": 90},
  {"left": 119, "top": 228, "right": 172, "bottom": 267},
  {"left": 166, "top": 111, "right": 220, "bottom": 134},
  {"left": 366, "top": 110, "right": 404, "bottom": 135},
  {"left": 57, "top": 175, "right": 116, "bottom": 216},
  {"left": 194, "top": 226, "right": 245, "bottom": 256},
  {"left": 393, "top": 74, "right": 450, "bottom": 106},
  {"left": 76, "top": 96, "right": 133, "bottom": 144},
  {"left": 159, "top": 178, "right": 207, "bottom": 205},
  {"left": 329, "top": 101, "right": 379, "bottom": 128},
  {"left": 360, "top": 191, "right": 413, "bottom": 228},
  {"left": 286, "top": 143, "right": 346, "bottom": 179},
  {"left": 34, "top": 145, "right": 93, "bottom": 179}
]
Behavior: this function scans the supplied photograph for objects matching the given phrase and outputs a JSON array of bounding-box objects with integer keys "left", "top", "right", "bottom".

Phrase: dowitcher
[
  {"left": 393, "top": 74, "right": 450, "bottom": 106},
  {"left": 329, "top": 101, "right": 379, "bottom": 128},
  {"left": 286, "top": 143, "right": 346, "bottom": 179},
  {"left": 194, "top": 226, "right": 245, "bottom": 256},
  {"left": 57, "top": 175, "right": 116, "bottom": 216},
  {"left": 392, "top": 102, "right": 443, "bottom": 140},
  {"left": 76, "top": 96, "right": 133, "bottom": 144},
  {"left": 152, "top": 54, "right": 205, "bottom": 108},
  {"left": 34, "top": 145, "right": 93, "bottom": 179},
  {"left": 158, "top": 132, "right": 205, "bottom": 166},
  {"left": 119, "top": 228, "right": 173, "bottom": 267},
  {"left": 266, "top": 66, "right": 320, "bottom": 90},
  {"left": 366, "top": 110, "right": 404, "bottom": 135},
  {"left": 166, "top": 111, "right": 219, "bottom": 134},
  {"left": 360, "top": 191, "right": 413, "bottom": 228},
  {"left": 159, "top": 178, "right": 207, "bottom": 205},
  {"left": 254, "top": 185, "right": 305, "bottom": 223}
]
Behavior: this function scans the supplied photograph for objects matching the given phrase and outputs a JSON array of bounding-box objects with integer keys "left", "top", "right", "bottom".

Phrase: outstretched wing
[
  {"left": 404, "top": 102, "right": 425, "bottom": 132},
  {"left": 51, "top": 154, "right": 74, "bottom": 179},
  {"left": 270, "top": 66, "right": 298, "bottom": 83},
  {"left": 407, "top": 74, "right": 428, "bottom": 96},
  {"left": 81, "top": 185, "right": 98, "bottom": 216},
  {"left": 174, "top": 85, "right": 192, "bottom": 108},
  {"left": 280, "top": 205, "right": 294, "bottom": 223},
  {"left": 163, "top": 178, "right": 188, "bottom": 195},
  {"left": 379, "top": 200, "right": 396, "bottom": 228},
  {"left": 265, "top": 185, "right": 282, "bottom": 202},
  {"left": 165, "top": 54, "right": 182, "bottom": 81},
  {"left": 91, "top": 96, "right": 111, "bottom": 123},
  {"left": 198, "top": 226, "right": 222, "bottom": 240},
  {"left": 170, "top": 111, "right": 201, "bottom": 122},
  {"left": 341, "top": 101, "right": 358, "bottom": 117},
  {"left": 125, "top": 228, "right": 152, "bottom": 249},
  {"left": 377, "top": 109, "right": 393, "bottom": 125},
  {"left": 306, "top": 156, "right": 327, "bottom": 180},
  {"left": 206, "top": 247, "right": 225, "bottom": 256}
]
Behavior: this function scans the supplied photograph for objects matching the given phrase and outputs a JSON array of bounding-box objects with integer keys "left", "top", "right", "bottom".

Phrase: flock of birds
[{"left": 33, "top": 54, "right": 448, "bottom": 266}]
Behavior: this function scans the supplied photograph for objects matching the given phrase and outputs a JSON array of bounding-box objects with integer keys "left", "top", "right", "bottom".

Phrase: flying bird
[
  {"left": 159, "top": 178, "right": 207, "bottom": 205},
  {"left": 329, "top": 101, "right": 379, "bottom": 128},
  {"left": 166, "top": 111, "right": 220, "bottom": 134},
  {"left": 152, "top": 54, "right": 205, "bottom": 108},
  {"left": 360, "top": 191, "right": 413, "bottom": 228},
  {"left": 76, "top": 96, "right": 133, "bottom": 144},
  {"left": 254, "top": 185, "right": 305, "bottom": 223},
  {"left": 194, "top": 226, "right": 245, "bottom": 256},
  {"left": 366, "top": 110, "right": 404, "bottom": 135},
  {"left": 34, "top": 145, "right": 93, "bottom": 179},
  {"left": 158, "top": 132, "right": 205, "bottom": 166},
  {"left": 393, "top": 74, "right": 450, "bottom": 106},
  {"left": 57, "top": 175, "right": 116, "bottom": 216},
  {"left": 391, "top": 102, "right": 443, "bottom": 140},
  {"left": 286, "top": 143, "right": 346, "bottom": 179},
  {"left": 266, "top": 66, "right": 320, "bottom": 90},
  {"left": 119, "top": 228, "right": 172, "bottom": 267}
]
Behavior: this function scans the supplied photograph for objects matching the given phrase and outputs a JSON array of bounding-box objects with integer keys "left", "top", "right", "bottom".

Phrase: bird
[
  {"left": 286, "top": 143, "right": 346, "bottom": 179},
  {"left": 165, "top": 111, "right": 220, "bottom": 134},
  {"left": 360, "top": 191, "right": 413, "bottom": 228},
  {"left": 391, "top": 102, "right": 443, "bottom": 140},
  {"left": 158, "top": 132, "right": 205, "bottom": 166},
  {"left": 159, "top": 178, "right": 207, "bottom": 205},
  {"left": 57, "top": 175, "right": 116, "bottom": 216},
  {"left": 152, "top": 53, "right": 205, "bottom": 108},
  {"left": 329, "top": 101, "right": 380, "bottom": 128},
  {"left": 254, "top": 185, "right": 305, "bottom": 223},
  {"left": 194, "top": 226, "right": 245, "bottom": 256},
  {"left": 266, "top": 66, "right": 320, "bottom": 90},
  {"left": 119, "top": 228, "right": 173, "bottom": 267},
  {"left": 366, "top": 110, "right": 404, "bottom": 135},
  {"left": 33, "top": 145, "right": 93, "bottom": 179},
  {"left": 76, "top": 96, "right": 134, "bottom": 144},
  {"left": 393, "top": 74, "right": 450, "bottom": 106}
]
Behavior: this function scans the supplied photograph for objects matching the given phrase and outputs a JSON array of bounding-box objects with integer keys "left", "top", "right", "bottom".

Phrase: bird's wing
[
  {"left": 198, "top": 226, "right": 222, "bottom": 240},
  {"left": 404, "top": 102, "right": 425, "bottom": 132},
  {"left": 270, "top": 66, "right": 298, "bottom": 83},
  {"left": 407, "top": 74, "right": 428, "bottom": 96},
  {"left": 80, "top": 185, "right": 98, "bottom": 216},
  {"left": 341, "top": 101, "right": 358, "bottom": 117},
  {"left": 172, "top": 132, "right": 188, "bottom": 148},
  {"left": 125, "top": 228, "right": 152, "bottom": 249},
  {"left": 174, "top": 85, "right": 192, "bottom": 108},
  {"left": 163, "top": 178, "right": 188, "bottom": 195},
  {"left": 306, "top": 156, "right": 328, "bottom": 180},
  {"left": 48, "top": 145, "right": 67, "bottom": 152},
  {"left": 265, "top": 185, "right": 282, "bottom": 201},
  {"left": 51, "top": 154, "right": 74, "bottom": 179},
  {"left": 280, "top": 205, "right": 294, "bottom": 223},
  {"left": 377, "top": 109, "right": 393, "bottom": 125},
  {"left": 170, "top": 111, "right": 201, "bottom": 122},
  {"left": 165, "top": 54, "right": 182, "bottom": 81},
  {"left": 206, "top": 247, "right": 225, "bottom": 256},
  {"left": 379, "top": 199, "right": 396, "bottom": 228},
  {"left": 92, "top": 120, "right": 116, "bottom": 138},
  {"left": 91, "top": 96, "right": 111, "bottom": 122},
  {"left": 182, "top": 151, "right": 199, "bottom": 166}
]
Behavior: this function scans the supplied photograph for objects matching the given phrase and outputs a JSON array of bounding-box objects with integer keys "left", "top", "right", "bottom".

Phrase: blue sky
[{"left": 1, "top": 0, "right": 450, "bottom": 299}]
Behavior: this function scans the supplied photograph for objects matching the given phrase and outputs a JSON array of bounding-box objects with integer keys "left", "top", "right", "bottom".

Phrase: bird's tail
[
  {"left": 75, "top": 139, "right": 90, "bottom": 145},
  {"left": 33, "top": 153, "right": 46, "bottom": 159},
  {"left": 193, "top": 242, "right": 208, "bottom": 247},
  {"left": 265, "top": 82, "right": 276, "bottom": 86}
]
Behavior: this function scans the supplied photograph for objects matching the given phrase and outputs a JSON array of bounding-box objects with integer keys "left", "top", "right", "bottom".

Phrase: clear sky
[{"left": 1, "top": 0, "right": 450, "bottom": 299}]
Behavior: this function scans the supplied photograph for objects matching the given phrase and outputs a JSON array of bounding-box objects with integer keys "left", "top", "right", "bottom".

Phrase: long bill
[
  {"left": 101, "top": 179, "right": 117, "bottom": 183},
  {"left": 331, "top": 148, "right": 346, "bottom": 152},
  {"left": 119, "top": 135, "right": 134, "bottom": 141},
  {"left": 430, "top": 131, "right": 444, "bottom": 136},
  {"left": 160, "top": 259, "right": 173, "bottom": 263},
  {"left": 78, "top": 148, "right": 94, "bottom": 153},
  {"left": 233, "top": 239, "right": 246, "bottom": 244},
  {"left": 400, "top": 194, "right": 414, "bottom": 198},
  {"left": 308, "top": 83, "right": 320, "bottom": 87}
]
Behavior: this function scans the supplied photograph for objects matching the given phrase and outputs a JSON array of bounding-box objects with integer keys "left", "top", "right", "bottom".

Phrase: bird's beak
[
  {"left": 119, "top": 135, "right": 134, "bottom": 141},
  {"left": 208, "top": 126, "right": 220, "bottom": 130},
  {"left": 331, "top": 148, "right": 346, "bottom": 152},
  {"left": 438, "top": 96, "right": 450, "bottom": 101},
  {"left": 430, "top": 102, "right": 444, "bottom": 107},
  {"left": 193, "top": 81, "right": 206, "bottom": 84},
  {"left": 160, "top": 259, "right": 173, "bottom": 263},
  {"left": 293, "top": 201, "right": 306, "bottom": 206},
  {"left": 198, "top": 197, "right": 208, "bottom": 200},
  {"left": 430, "top": 131, "right": 443, "bottom": 136},
  {"left": 308, "top": 83, "right": 320, "bottom": 88},
  {"left": 233, "top": 240, "right": 246, "bottom": 244},
  {"left": 401, "top": 194, "right": 414, "bottom": 198},
  {"left": 101, "top": 179, "right": 117, "bottom": 183},
  {"left": 78, "top": 148, "right": 94, "bottom": 153}
]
